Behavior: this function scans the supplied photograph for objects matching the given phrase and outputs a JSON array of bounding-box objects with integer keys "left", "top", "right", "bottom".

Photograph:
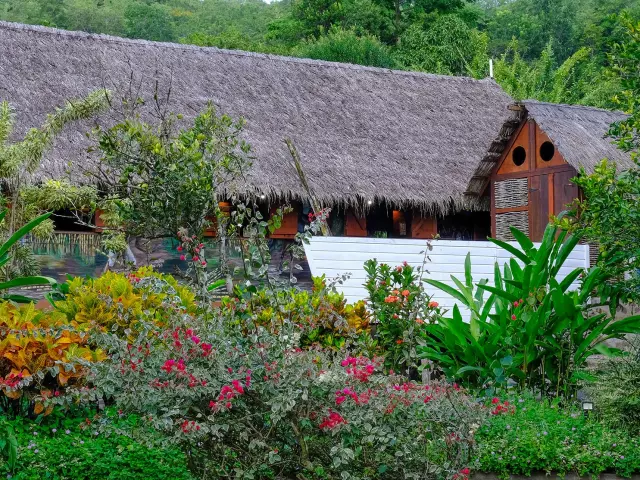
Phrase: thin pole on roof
[
  {"left": 489, "top": 58, "right": 494, "bottom": 79},
  {"left": 284, "top": 138, "right": 331, "bottom": 236}
]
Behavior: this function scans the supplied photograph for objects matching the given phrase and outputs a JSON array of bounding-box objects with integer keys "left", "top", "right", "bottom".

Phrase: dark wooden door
[
  {"left": 553, "top": 170, "right": 579, "bottom": 215},
  {"left": 529, "top": 174, "right": 549, "bottom": 242}
]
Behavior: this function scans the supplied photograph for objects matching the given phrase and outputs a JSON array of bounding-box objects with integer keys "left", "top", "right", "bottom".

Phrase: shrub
[
  {"left": 54, "top": 267, "right": 197, "bottom": 337},
  {"left": 227, "top": 275, "right": 370, "bottom": 349},
  {"left": 585, "top": 336, "right": 640, "bottom": 434},
  {"left": 86, "top": 305, "right": 484, "bottom": 479},
  {"left": 0, "top": 303, "right": 105, "bottom": 418},
  {"left": 364, "top": 259, "right": 442, "bottom": 373},
  {"left": 0, "top": 411, "right": 194, "bottom": 479},
  {"left": 475, "top": 396, "right": 640, "bottom": 477}
]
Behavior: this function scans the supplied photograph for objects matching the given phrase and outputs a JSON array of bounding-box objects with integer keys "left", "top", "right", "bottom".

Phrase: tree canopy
[{"left": 1, "top": 0, "right": 639, "bottom": 107}]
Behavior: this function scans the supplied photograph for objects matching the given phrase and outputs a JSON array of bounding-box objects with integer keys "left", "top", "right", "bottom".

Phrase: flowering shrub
[
  {"left": 225, "top": 275, "right": 370, "bottom": 349},
  {"left": 363, "top": 259, "right": 442, "bottom": 372},
  {"left": 0, "top": 303, "right": 105, "bottom": 417},
  {"left": 54, "top": 267, "right": 197, "bottom": 338},
  {"left": 86, "top": 306, "right": 483, "bottom": 479}
]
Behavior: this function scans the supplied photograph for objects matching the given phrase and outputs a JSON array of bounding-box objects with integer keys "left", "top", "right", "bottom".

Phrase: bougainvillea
[{"left": 85, "top": 304, "right": 484, "bottom": 479}]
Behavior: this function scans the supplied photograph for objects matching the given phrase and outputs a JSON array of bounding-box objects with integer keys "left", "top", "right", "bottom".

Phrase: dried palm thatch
[
  {"left": 466, "top": 100, "right": 634, "bottom": 196},
  {"left": 0, "top": 21, "right": 514, "bottom": 214}
]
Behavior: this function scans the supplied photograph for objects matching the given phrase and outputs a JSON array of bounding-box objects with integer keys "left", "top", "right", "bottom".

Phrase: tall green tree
[{"left": 570, "top": 17, "right": 640, "bottom": 304}]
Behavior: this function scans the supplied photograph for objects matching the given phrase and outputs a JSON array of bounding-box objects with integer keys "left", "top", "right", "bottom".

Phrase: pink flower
[
  {"left": 177, "top": 246, "right": 183, "bottom": 252},
  {"left": 201, "top": 343, "right": 212, "bottom": 356},
  {"left": 180, "top": 255, "right": 186, "bottom": 261},
  {"left": 192, "top": 256, "right": 199, "bottom": 262},
  {"left": 231, "top": 379, "right": 245, "bottom": 394},
  {"left": 319, "top": 411, "right": 347, "bottom": 430},
  {"left": 161, "top": 359, "right": 175, "bottom": 372},
  {"left": 190, "top": 335, "right": 201, "bottom": 344}
]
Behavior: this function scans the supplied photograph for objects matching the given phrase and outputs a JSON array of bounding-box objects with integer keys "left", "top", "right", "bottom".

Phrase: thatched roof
[
  {"left": 466, "top": 100, "right": 633, "bottom": 196},
  {"left": 0, "top": 21, "right": 514, "bottom": 214}
]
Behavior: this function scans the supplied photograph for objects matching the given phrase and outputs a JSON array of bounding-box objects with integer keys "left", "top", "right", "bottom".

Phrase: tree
[
  {"left": 293, "top": 27, "right": 395, "bottom": 68},
  {"left": 93, "top": 103, "right": 255, "bottom": 292},
  {"left": 494, "top": 41, "right": 620, "bottom": 108},
  {"left": 570, "top": 17, "right": 640, "bottom": 305},
  {"left": 124, "top": 2, "right": 175, "bottom": 42},
  {"left": 395, "top": 14, "right": 488, "bottom": 77},
  {"left": 0, "top": 90, "right": 107, "bottom": 284}
]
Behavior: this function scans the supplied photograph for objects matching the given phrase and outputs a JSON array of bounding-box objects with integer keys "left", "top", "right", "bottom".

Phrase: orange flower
[
  {"left": 396, "top": 339, "right": 404, "bottom": 345},
  {"left": 384, "top": 295, "right": 397, "bottom": 303},
  {"left": 415, "top": 318, "right": 425, "bottom": 325},
  {"left": 401, "top": 289, "right": 410, "bottom": 297},
  {"left": 428, "top": 301, "right": 439, "bottom": 308}
]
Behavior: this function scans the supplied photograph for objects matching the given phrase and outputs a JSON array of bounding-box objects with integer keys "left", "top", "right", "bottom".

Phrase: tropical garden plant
[
  {"left": 419, "top": 223, "right": 640, "bottom": 397},
  {"left": 364, "top": 256, "right": 443, "bottom": 374},
  {"left": 81, "top": 293, "right": 483, "bottom": 480}
]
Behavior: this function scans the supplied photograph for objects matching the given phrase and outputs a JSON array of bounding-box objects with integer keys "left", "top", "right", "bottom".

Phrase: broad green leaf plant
[
  {"left": 0, "top": 209, "right": 56, "bottom": 302},
  {"left": 420, "top": 223, "right": 640, "bottom": 397}
]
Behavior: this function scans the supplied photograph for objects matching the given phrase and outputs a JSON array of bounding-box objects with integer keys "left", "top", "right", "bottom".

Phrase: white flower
[{"left": 51, "top": 428, "right": 57, "bottom": 433}]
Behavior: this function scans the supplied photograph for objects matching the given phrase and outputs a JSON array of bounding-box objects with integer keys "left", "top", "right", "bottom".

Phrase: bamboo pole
[{"left": 284, "top": 138, "right": 331, "bottom": 236}]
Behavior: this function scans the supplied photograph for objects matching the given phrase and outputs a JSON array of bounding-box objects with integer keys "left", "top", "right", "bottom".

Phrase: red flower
[
  {"left": 461, "top": 468, "right": 470, "bottom": 475},
  {"left": 177, "top": 246, "right": 183, "bottom": 252},
  {"left": 192, "top": 256, "right": 199, "bottom": 262},
  {"left": 491, "top": 397, "right": 500, "bottom": 404},
  {"left": 511, "top": 314, "right": 517, "bottom": 321},
  {"left": 161, "top": 359, "right": 175, "bottom": 373},
  {"left": 231, "top": 379, "right": 245, "bottom": 394},
  {"left": 180, "top": 255, "right": 186, "bottom": 261},
  {"left": 319, "top": 411, "right": 347, "bottom": 430}
]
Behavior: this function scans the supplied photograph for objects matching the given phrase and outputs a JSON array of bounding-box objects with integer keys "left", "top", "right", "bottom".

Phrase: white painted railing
[{"left": 304, "top": 237, "right": 590, "bottom": 319}]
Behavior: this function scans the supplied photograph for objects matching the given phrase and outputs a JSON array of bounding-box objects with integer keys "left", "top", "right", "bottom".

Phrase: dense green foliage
[
  {"left": 475, "top": 396, "right": 640, "bottom": 477},
  {"left": 419, "top": 223, "right": 640, "bottom": 396},
  {"left": 0, "top": 411, "right": 194, "bottom": 479},
  {"left": 585, "top": 337, "right": 640, "bottom": 435},
  {"left": 569, "top": 17, "right": 640, "bottom": 303},
  {"left": 1, "top": 0, "right": 639, "bottom": 107}
]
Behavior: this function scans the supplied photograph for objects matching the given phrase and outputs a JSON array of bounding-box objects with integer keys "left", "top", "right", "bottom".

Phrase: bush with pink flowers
[{"left": 85, "top": 303, "right": 484, "bottom": 479}]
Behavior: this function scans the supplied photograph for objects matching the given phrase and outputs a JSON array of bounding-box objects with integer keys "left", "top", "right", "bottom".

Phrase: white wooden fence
[{"left": 304, "top": 237, "right": 590, "bottom": 319}]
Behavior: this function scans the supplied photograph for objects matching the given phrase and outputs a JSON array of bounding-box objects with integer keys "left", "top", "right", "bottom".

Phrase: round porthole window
[
  {"left": 512, "top": 146, "right": 526, "bottom": 166},
  {"left": 540, "top": 141, "right": 555, "bottom": 161}
]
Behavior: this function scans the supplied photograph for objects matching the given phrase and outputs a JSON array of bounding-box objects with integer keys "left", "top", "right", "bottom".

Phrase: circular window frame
[
  {"left": 512, "top": 146, "right": 527, "bottom": 167},
  {"left": 540, "top": 141, "right": 555, "bottom": 162}
]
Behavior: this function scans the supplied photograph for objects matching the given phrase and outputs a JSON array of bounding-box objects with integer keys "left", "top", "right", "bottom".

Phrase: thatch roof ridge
[
  {"left": 522, "top": 99, "right": 627, "bottom": 116},
  {"left": 1, "top": 20, "right": 514, "bottom": 214},
  {"left": 465, "top": 100, "right": 633, "bottom": 196},
  {"left": 0, "top": 20, "right": 491, "bottom": 84}
]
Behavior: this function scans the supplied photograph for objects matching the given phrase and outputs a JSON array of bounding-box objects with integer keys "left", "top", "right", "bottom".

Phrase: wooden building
[
  {"left": 466, "top": 101, "right": 633, "bottom": 242},
  {"left": 0, "top": 21, "right": 634, "bottom": 253}
]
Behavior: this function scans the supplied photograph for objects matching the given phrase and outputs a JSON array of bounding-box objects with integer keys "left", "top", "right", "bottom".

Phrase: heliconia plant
[{"left": 420, "top": 223, "right": 640, "bottom": 397}]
